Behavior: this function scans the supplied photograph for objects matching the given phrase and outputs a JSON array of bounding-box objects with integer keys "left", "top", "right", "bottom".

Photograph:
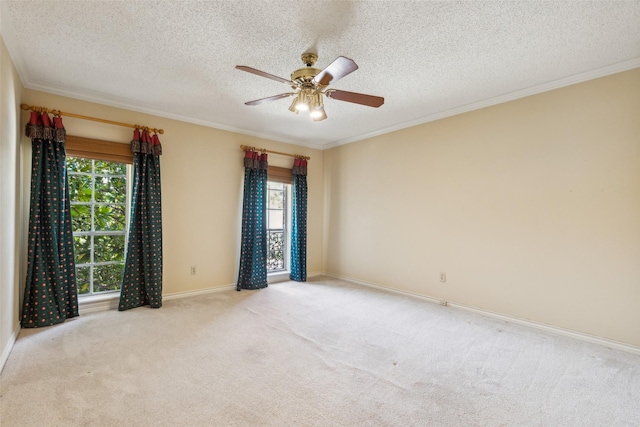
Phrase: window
[
  {"left": 68, "top": 157, "right": 129, "bottom": 295},
  {"left": 266, "top": 181, "right": 290, "bottom": 272}
]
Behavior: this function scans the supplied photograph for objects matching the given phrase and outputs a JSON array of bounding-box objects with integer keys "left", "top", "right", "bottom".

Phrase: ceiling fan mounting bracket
[{"left": 300, "top": 52, "right": 318, "bottom": 67}]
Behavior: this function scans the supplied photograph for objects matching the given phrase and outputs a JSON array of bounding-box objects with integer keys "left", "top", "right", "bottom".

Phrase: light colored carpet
[{"left": 1, "top": 276, "right": 639, "bottom": 426}]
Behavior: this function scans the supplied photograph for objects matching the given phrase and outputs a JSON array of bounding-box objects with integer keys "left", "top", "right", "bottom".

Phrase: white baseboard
[
  {"left": 268, "top": 270, "right": 323, "bottom": 284},
  {"left": 78, "top": 274, "right": 325, "bottom": 313},
  {"left": 323, "top": 272, "right": 640, "bottom": 356},
  {"left": 78, "top": 284, "right": 237, "bottom": 313},
  {"left": 165, "top": 272, "right": 324, "bottom": 298},
  {"left": 1, "top": 323, "right": 21, "bottom": 375},
  {"left": 322, "top": 272, "right": 444, "bottom": 305},
  {"left": 446, "top": 301, "right": 640, "bottom": 356},
  {"left": 163, "top": 284, "right": 236, "bottom": 301}
]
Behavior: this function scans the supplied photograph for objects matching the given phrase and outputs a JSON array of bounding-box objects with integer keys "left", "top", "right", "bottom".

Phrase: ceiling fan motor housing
[
  {"left": 291, "top": 52, "right": 321, "bottom": 85},
  {"left": 291, "top": 67, "right": 320, "bottom": 85}
]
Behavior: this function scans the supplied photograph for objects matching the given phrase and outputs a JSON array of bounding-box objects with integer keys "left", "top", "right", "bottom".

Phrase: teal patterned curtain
[
  {"left": 119, "top": 129, "right": 163, "bottom": 310},
  {"left": 237, "top": 150, "right": 269, "bottom": 290},
  {"left": 22, "top": 112, "right": 79, "bottom": 327},
  {"left": 290, "top": 158, "right": 308, "bottom": 282}
]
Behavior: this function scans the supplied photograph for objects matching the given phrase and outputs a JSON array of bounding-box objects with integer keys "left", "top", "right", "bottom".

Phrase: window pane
[
  {"left": 73, "top": 235, "right": 91, "bottom": 265},
  {"left": 95, "top": 204, "right": 126, "bottom": 231},
  {"left": 268, "top": 209, "right": 284, "bottom": 229},
  {"left": 69, "top": 175, "right": 92, "bottom": 203},
  {"left": 71, "top": 204, "right": 92, "bottom": 232},
  {"left": 269, "top": 189, "right": 284, "bottom": 209},
  {"left": 94, "top": 263, "right": 124, "bottom": 293},
  {"left": 95, "top": 160, "right": 126, "bottom": 175},
  {"left": 67, "top": 157, "right": 92, "bottom": 173},
  {"left": 269, "top": 182, "right": 284, "bottom": 190},
  {"left": 94, "top": 235, "right": 125, "bottom": 262},
  {"left": 71, "top": 156, "right": 128, "bottom": 296},
  {"left": 95, "top": 176, "right": 126, "bottom": 203},
  {"left": 267, "top": 231, "right": 285, "bottom": 271},
  {"left": 76, "top": 266, "right": 90, "bottom": 295}
]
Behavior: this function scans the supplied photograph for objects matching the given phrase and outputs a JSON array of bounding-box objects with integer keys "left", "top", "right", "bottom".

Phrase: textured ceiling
[{"left": 1, "top": 0, "right": 639, "bottom": 149}]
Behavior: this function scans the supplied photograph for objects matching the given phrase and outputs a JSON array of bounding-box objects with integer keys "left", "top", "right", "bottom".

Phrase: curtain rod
[
  {"left": 240, "top": 144, "right": 310, "bottom": 160},
  {"left": 20, "top": 103, "right": 164, "bottom": 134}
]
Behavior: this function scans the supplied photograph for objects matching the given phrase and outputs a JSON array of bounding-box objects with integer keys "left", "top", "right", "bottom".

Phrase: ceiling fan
[{"left": 236, "top": 53, "right": 384, "bottom": 121}]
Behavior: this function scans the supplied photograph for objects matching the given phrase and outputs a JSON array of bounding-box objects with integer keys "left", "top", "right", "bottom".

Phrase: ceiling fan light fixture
[
  {"left": 288, "top": 97, "right": 299, "bottom": 114},
  {"left": 294, "top": 91, "right": 309, "bottom": 111},
  {"left": 311, "top": 107, "right": 327, "bottom": 121},
  {"left": 310, "top": 93, "right": 324, "bottom": 110},
  {"left": 310, "top": 108, "right": 323, "bottom": 118}
]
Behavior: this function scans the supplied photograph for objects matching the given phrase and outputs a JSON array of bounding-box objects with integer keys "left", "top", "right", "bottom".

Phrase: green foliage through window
[{"left": 68, "top": 156, "right": 128, "bottom": 295}]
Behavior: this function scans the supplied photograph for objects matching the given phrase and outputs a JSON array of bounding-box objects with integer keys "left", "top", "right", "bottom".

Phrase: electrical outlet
[
  {"left": 190, "top": 265, "right": 197, "bottom": 275},
  {"left": 440, "top": 272, "right": 446, "bottom": 282}
]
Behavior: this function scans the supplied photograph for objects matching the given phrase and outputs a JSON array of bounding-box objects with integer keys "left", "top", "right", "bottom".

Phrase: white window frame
[
  {"left": 68, "top": 157, "right": 131, "bottom": 297},
  {"left": 266, "top": 181, "right": 292, "bottom": 282}
]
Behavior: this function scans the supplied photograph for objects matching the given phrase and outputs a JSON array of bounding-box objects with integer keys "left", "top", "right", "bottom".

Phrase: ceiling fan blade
[
  {"left": 313, "top": 56, "right": 358, "bottom": 86},
  {"left": 245, "top": 93, "right": 294, "bottom": 106},
  {"left": 236, "top": 66, "right": 293, "bottom": 85},
  {"left": 326, "top": 90, "right": 384, "bottom": 108}
]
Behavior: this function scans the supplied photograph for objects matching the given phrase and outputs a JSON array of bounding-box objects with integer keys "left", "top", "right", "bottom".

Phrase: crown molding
[
  {"left": 323, "top": 58, "right": 640, "bottom": 150},
  {"left": 20, "top": 56, "right": 639, "bottom": 152},
  {"left": 22, "top": 81, "right": 326, "bottom": 151}
]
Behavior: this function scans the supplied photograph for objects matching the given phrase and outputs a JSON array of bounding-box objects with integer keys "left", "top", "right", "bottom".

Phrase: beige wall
[
  {"left": 0, "top": 35, "right": 23, "bottom": 370},
  {"left": 19, "top": 90, "right": 324, "bottom": 299},
  {"left": 323, "top": 69, "right": 640, "bottom": 347}
]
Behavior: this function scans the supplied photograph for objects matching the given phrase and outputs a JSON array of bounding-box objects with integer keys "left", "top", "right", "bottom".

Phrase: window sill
[
  {"left": 268, "top": 271, "right": 291, "bottom": 284},
  {"left": 78, "top": 292, "right": 119, "bottom": 313}
]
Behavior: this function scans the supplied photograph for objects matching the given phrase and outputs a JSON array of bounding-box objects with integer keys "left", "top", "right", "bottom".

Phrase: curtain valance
[
  {"left": 25, "top": 111, "right": 66, "bottom": 142},
  {"left": 131, "top": 128, "right": 162, "bottom": 156}
]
